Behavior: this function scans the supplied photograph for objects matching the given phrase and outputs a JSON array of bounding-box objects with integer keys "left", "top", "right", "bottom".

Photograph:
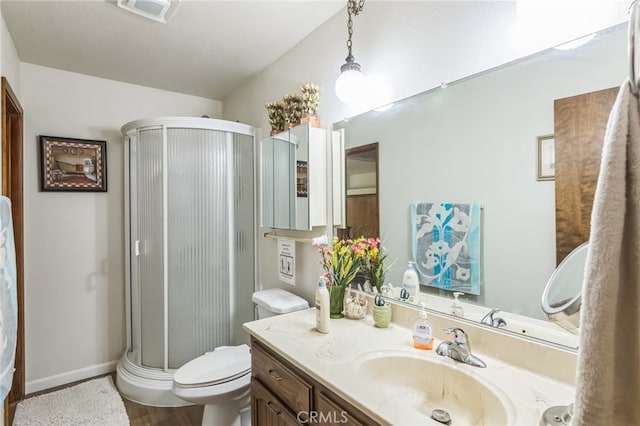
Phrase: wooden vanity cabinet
[
  {"left": 314, "top": 388, "right": 367, "bottom": 426},
  {"left": 250, "top": 337, "right": 376, "bottom": 425},
  {"left": 251, "top": 338, "right": 312, "bottom": 422},
  {"left": 251, "top": 379, "right": 301, "bottom": 426}
]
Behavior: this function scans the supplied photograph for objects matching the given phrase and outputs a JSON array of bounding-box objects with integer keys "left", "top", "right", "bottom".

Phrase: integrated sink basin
[{"left": 356, "top": 350, "right": 515, "bottom": 425}]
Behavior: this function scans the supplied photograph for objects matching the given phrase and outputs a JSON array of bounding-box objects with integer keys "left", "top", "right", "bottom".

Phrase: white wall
[
  {"left": 222, "top": 1, "right": 628, "bottom": 306},
  {"left": 20, "top": 63, "right": 222, "bottom": 392},
  {"left": 1, "top": 10, "right": 20, "bottom": 97}
]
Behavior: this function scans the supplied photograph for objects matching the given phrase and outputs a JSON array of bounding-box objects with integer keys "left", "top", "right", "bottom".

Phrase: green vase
[{"left": 329, "top": 285, "right": 346, "bottom": 318}]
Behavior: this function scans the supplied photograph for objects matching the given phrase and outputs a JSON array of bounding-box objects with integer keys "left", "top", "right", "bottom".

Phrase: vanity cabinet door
[
  {"left": 315, "top": 390, "right": 369, "bottom": 426},
  {"left": 251, "top": 379, "right": 301, "bottom": 426},
  {"left": 251, "top": 341, "right": 312, "bottom": 416}
]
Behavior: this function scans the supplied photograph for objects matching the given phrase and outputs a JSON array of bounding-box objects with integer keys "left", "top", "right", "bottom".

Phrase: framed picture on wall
[
  {"left": 39, "top": 135, "right": 107, "bottom": 192},
  {"left": 537, "top": 134, "right": 555, "bottom": 181}
]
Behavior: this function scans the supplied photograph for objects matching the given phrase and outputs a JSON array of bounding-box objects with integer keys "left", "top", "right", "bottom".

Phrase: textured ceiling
[{"left": 2, "top": 0, "right": 344, "bottom": 99}]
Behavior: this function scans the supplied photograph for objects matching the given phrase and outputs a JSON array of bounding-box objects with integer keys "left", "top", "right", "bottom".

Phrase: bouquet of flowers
[
  {"left": 315, "top": 237, "right": 364, "bottom": 318},
  {"left": 317, "top": 237, "right": 363, "bottom": 288},
  {"left": 314, "top": 236, "right": 388, "bottom": 317},
  {"left": 358, "top": 237, "right": 387, "bottom": 292}
]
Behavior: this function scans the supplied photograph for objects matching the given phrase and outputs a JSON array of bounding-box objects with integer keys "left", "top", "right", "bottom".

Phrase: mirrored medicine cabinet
[{"left": 260, "top": 123, "right": 327, "bottom": 231}]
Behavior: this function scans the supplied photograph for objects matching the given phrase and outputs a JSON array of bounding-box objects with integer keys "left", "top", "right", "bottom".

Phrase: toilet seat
[{"left": 173, "top": 344, "right": 251, "bottom": 388}]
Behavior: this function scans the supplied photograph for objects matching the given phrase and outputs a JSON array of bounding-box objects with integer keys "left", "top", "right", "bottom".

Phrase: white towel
[
  {"left": 572, "top": 79, "right": 640, "bottom": 425},
  {"left": 0, "top": 196, "right": 16, "bottom": 402}
]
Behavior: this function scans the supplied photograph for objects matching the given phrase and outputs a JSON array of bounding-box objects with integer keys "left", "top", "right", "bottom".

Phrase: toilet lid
[{"left": 173, "top": 344, "right": 251, "bottom": 387}]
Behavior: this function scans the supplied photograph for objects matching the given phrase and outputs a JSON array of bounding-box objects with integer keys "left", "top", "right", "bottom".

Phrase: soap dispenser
[
  {"left": 412, "top": 302, "right": 434, "bottom": 350},
  {"left": 402, "top": 261, "right": 419, "bottom": 301},
  {"left": 450, "top": 292, "right": 465, "bottom": 318}
]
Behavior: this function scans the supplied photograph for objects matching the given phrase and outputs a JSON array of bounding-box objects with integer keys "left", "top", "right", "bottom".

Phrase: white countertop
[{"left": 243, "top": 308, "right": 574, "bottom": 426}]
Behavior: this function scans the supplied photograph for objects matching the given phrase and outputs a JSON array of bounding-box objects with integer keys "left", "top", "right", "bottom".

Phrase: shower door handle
[{"left": 134, "top": 240, "right": 141, "bottom": 256}]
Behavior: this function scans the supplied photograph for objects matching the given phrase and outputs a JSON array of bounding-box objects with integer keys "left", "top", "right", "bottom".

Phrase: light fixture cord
[{"left": 346, "top": 0, "right": 365, "bottom": 61}]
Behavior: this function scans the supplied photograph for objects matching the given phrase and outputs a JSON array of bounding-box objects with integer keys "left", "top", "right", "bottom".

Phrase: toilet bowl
[
  {"left": 172, "top": 289, "right": 309, "bottom": 426},
  {"left": 172, "top": 345, "right": 251, "bottom": 426}
]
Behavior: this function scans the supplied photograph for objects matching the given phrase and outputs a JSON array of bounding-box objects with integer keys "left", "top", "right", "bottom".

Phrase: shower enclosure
[{"left": 116, "top": 117, "right": 257, "bottom": 406}]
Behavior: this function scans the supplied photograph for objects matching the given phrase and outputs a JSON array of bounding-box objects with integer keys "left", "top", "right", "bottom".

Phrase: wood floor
[
  {"left": 123, "top": 398, "right": 203, "bottom": 426},
  {"left": 9, "top": 373, "right": 203, "bottom": 426}
]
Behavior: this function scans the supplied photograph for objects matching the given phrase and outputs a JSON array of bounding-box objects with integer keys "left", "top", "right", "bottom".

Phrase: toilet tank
[{"left": 252, "top": 289, "right": 309, "bottom": 319}]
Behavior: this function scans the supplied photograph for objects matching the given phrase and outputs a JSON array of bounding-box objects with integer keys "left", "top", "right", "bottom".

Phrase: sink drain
[
  {"left": 539, "top": 405, "right": 573, "bottom": 426},
  {"left": 431, "top": 408, "right": 452, "bottom": 425}
]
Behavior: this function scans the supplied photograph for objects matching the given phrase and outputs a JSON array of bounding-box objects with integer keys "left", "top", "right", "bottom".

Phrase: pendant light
[{"left": 335, "top": 0, "right": 366, "bottom": 104}]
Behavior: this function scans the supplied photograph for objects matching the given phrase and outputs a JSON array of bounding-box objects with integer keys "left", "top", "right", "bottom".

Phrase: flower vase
[
  {"left": 329, "top": 285, "right": 346, "bottom": 318},
  {"left": 300, "top": 114, "right": 320, "bottom": 128}
]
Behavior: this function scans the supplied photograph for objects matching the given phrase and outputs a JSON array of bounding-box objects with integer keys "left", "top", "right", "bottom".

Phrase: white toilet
[{"left": 172, "top": 289, "right": 309, "bottom": 426}]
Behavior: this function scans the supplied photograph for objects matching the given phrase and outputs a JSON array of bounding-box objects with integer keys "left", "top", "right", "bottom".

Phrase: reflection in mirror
[
  {"left": 332, "top": 23, "right": 627, "bottom": 349},
  {"left": 542, "top": 242, "right": 587, "bottom": 335},
  {"left": 341, "top": 143, "right": 379, "bottom": 239}
]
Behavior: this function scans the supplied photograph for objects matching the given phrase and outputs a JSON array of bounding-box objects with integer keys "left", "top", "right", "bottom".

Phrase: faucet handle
[
  {"left": 481, "top": 308, "right": 507, "bottom": 328},
  {"left": 443, "top": 327, "right": 469, "bottom": 347}
]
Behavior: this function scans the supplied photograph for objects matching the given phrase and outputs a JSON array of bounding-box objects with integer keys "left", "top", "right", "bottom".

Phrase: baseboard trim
[{"left": 25, "top": 360, "right": 118, "bottom": 395}]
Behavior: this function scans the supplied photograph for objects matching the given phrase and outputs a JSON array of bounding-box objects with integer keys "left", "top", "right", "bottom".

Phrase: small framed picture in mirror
[{"left": 537, "top": 134, "right": 555, "bottom": 181}]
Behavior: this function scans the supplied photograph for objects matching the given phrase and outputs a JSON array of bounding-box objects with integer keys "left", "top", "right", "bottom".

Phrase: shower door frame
[{"left": 123, "top": 117, "right": 259, "bottom": 373}]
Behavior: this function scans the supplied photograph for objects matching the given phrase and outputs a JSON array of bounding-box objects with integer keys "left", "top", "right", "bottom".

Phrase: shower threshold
[{"left": 115, "top": 353, "right": 192, "bottom": 407}]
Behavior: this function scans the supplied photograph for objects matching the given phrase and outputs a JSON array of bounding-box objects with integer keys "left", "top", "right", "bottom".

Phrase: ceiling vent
[{"left": 116, "top": 0, "right": 180, "bottom": 24}]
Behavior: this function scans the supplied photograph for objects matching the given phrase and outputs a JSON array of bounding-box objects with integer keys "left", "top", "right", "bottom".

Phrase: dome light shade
[
  {"left": 335, "top": 61, "right": 365, "bottom": 104},
  {"left": 335, "top": 0, "right": 366, "bottom": 104}
]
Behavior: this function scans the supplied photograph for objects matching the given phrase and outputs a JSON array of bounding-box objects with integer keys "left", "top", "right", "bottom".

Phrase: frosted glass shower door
[
  {"left": 129, "top": 124, "right": 255, "bottom": 371},
  {"left": 134, "top": 128, "right": 165, "bottom": 369},
  {"left": 166, "top": 128, "right": 233, "bottom": 368}
]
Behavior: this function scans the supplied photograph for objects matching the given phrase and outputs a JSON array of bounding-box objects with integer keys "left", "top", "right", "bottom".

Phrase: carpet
[{"left": 12, "top": 376, "right": 129, "bottom": 426}]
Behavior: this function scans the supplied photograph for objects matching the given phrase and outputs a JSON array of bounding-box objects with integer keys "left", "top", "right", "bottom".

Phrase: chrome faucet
[
  {"left": 481, "top": 309, "right": 507, "bottom": 328},
  {"left": 435, "top": 327, "right": 486, "bottom": 368}
]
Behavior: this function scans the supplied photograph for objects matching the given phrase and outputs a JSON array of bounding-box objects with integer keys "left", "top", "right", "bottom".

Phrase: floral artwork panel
[{"left": 411, "top": 202, "right": 481, "bottom": 295}]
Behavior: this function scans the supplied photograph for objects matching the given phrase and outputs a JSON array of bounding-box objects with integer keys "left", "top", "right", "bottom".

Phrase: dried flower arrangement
[
  {"left": 300, "top": 83, "right": 320, "bottom": 116},
  {"left": 266, "top": 84, "right": 320, "bottom": 132},
  {"left": 282, "top": 94, "right": 304, "bottom": 126},
  {"left": 265, "top": 101, "right": 285, "bottom": 134}
]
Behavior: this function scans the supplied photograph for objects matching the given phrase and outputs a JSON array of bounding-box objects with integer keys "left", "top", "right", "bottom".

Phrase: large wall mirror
[{"left": 332, "top": 23, "right": 627, "bottom": 349}]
